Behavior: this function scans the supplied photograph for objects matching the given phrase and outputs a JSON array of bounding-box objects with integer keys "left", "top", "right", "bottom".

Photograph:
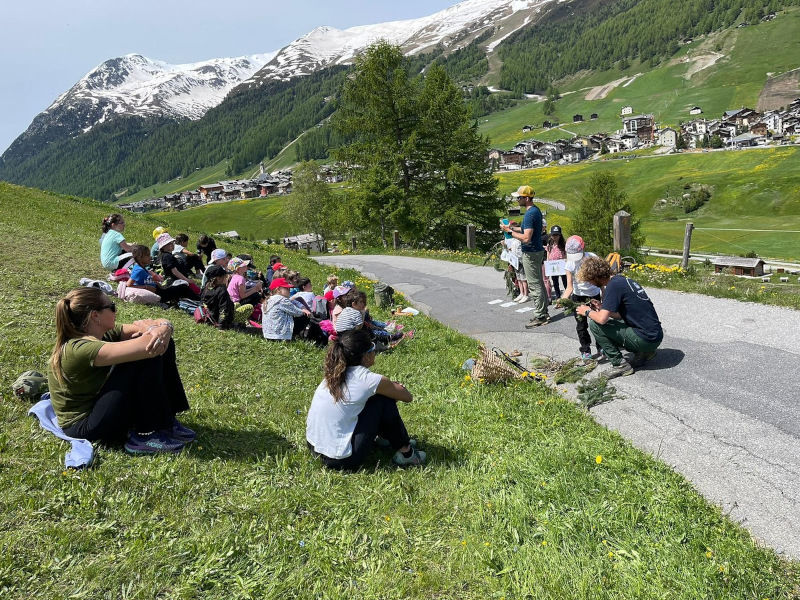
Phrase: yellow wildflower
[{"left": 596, "top": 455, "right": 603, "bottom": 464}]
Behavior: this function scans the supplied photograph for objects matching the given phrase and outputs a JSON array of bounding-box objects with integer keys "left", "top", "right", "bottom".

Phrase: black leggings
[
  {"left": 310, "top": 394, "right": 410, "bottom": 470},
  {"left": 63, "top": 339, "right": 190, "bottom": 442}
]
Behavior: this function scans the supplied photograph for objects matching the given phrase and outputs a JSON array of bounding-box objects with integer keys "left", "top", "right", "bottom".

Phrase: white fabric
[
  {"left": 565, "top": 251, "right": 602, "bottom": 297},
  {"left": 306, "top": 366, "right": 382, "bottom": 459},
  {"left": 291, "top": 291, "right": 316, "bottom": 309}
]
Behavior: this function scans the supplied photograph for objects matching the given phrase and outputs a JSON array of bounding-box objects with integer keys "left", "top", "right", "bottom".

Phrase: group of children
[{"left": 99, "top": 215, "right": 407, "bottom": 349}]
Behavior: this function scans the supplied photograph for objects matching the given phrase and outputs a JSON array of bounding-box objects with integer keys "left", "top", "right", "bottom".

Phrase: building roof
[{"left": 712, "top": 256, "right": 765, "bottom": 267}]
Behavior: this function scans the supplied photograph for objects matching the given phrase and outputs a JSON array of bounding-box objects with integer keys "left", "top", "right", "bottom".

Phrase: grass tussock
[{"left": 0, "top": 182, "right": 798, "bottom": 598}]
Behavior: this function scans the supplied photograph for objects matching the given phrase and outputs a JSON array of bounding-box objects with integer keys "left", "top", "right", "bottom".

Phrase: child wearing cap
[
  {"left": 200, "top": 248, "right": 229, "bottom": 289},
  {"left": 546, "top": 225, "right": 567, "bottom": 298},
  {"left": 156, "top": 233, "right": 202, "bottom": 297},
  {"left": 227, "top": 258, "right": 263, "bottom": 307},
  {"left": 201, "top": 265, "right": 235, "bottom": 329},
  {"left": 262, "top": 277, "right": 313, "bottom": 341},
  {"left": 559, "top": 235, "right": 602, "bottom": 361}
]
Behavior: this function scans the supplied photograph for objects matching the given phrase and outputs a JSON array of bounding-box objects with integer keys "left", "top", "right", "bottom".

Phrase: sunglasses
[
  {"left": 98, "top": 302, "right": 116, "bottom": 313},
  {"left": 368, "top": 343, "right": 377, "bottom": 354}
]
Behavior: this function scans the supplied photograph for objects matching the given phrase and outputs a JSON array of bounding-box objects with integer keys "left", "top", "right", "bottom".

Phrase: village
[{"left": 491, "top": 98, "right": 800, "bottom": 170}]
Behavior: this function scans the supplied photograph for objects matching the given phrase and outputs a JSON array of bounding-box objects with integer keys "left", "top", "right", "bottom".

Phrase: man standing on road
[{"left": 500, "top": 186, "right": 549, "bottom": 328}]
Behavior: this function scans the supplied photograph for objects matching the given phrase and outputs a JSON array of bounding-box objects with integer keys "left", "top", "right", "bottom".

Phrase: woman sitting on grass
[
  {"left": 99, "top": 213, "right": 135, "bottom": 271},
  {"left": 306, "top": 329, "right": 425, "bottom": 470},
  {"left": 47, "top": 287, "right": 195, "bottom": 454}
]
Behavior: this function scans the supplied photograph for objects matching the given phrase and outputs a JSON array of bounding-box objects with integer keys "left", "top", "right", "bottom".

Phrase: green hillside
[
  {"left": 496, "top": 146, "right": 800, "bottom": 261},
  {"left": 2, "top": 181, "right": 799, "bottom": 597},
  {"left": 480, "top": 8, "right": 800, "bottom": 149}
]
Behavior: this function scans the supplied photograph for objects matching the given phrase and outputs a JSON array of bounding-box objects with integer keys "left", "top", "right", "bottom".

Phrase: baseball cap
[
  {"left": 269, "top": 277, "right": 292, "bottom": 290},
  {"left": 565, "top": 235, "right": 585, "bottom": 262},
  {"left": 204, "top": 264, "right": 227, "bottom": 280},
  {"left": 152, "top": 226, "right": 168, "bottom": 240},
  {"left": 550, "top": 225, "right": 562, "bottom": 235},
  {"left": 12, "top": 370, "right": 48, "bottom": 401},
  {"left": 271, "top": 262, "right": 285, "bottom": 271},
  {"left": 209, "top": 248, "right": 227, "bottom": 263},
  {"left": 332, "top": 285, "right": 352, "bottom": 299},
  {"left": 511, "top": 185, "right": 534, "bottom": 198}
]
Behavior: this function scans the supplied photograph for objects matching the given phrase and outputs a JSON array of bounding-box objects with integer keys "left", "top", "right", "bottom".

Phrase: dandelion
[
  {"left": 461, "top": 540, "right": 467, "bottom": 546},
  {"left": 484, "top": 542, "right": 491, "bottom": 547},
  {"left": 464, "top": 374, "right": 471, "bottom": 382},
  {"left": 705, "top": 550, "right": 713, "bottom": 558},
  {"left": 596, "top": 455, "right": 603, "bottom": 464},
  {"left": 385, "top": 516, "right": 391, "bottom": 522},
  {"left": 541, "top": 540, "right": 548, "bottom": 546},
  {"left": 608, "top": 551, "right": 614, "bottom": 558}
]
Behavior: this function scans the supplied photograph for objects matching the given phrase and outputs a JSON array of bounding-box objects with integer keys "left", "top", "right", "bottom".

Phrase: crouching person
[
  {"left": 574, "top": 257, "right": 663, "bottom": 379},
  {"left": 306, "top": 329, "right": 425, "bottom": 470}
]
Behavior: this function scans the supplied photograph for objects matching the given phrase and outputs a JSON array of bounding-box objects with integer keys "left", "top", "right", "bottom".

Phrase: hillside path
[{"left": 314, "top": 254, "right": 800, "bottom": 560}]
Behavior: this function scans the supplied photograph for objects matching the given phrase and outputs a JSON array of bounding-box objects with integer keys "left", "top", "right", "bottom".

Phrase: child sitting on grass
[
  {"left": 347, "top": 290, "right": 404, "bottom": 346},
  {"left": 128, "top": 244, "right": 199, "bottom": 304},
  {"left": 262, "top": 277, "right": 313, "bottom": 341},
  {"left": 323, "top": 275, "right": 339, "bottom": 294},
  {"left": 201, "top": 265, "right": 234, "bottom": 329}
]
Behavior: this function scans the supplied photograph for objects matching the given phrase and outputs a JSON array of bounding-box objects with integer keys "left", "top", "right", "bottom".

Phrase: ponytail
[
  {"left": 323, "top": 329, "right": 373, "bottom": 402},
  {"left": 101, "top": 213, "right": 124, "bottom": 234},
  {"left": 49, "top": 288, "right": 106, "bottom": 384}
]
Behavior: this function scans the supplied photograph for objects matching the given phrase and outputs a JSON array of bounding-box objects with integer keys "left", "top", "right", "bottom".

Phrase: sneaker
[
  {"left": 524, "top": 316, "right": 550, "bottom": 328},
  {"left": 630, "top": 350, "right": 657, "bottom": 368},
  {"left": 124, "top": 431, "right": 185, "bottom": 454},
  {"left": 393, "top": 447, "right": 426, "bottom": 466},
  {"left": 580, "top": 351, "right": 593, "bottom": 361},
  {"left": 515, "top": 295, "right": 529, "bottom": 303},
  {"left": 163, "top": 418, "right": 196, "bottom": 443},
  {"left": 375, "top": 436, "right": 416, "bottom": 449},
  {"left": 605, "top": 361, "right": 634, "bottom": 379}
]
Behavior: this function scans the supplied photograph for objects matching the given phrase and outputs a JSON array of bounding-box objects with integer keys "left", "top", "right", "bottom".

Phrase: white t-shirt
[
  {"left": 306, "top": 365, "right": 382, "bottom": 459},
  {"left": 565, "top": 252, "right": 602, "bottom": 297},
  {"left": 291, "top": 291, "right": 316, "bottom": 310}
]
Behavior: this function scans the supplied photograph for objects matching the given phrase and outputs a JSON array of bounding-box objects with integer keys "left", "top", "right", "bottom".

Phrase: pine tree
[{"left": 571, "top": 173, "right": 645, "bottom": 256}]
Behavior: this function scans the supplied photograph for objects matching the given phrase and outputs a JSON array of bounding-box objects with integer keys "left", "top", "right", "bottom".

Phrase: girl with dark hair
[
  {"left": 47, "top": 287, "right": 195, "bottom": 454},
  {"left": 306, "top": 329, "right": 425, "bottom": 469},
  {"left": 99, "top": 213, "right": 135, "bottom": 271}
]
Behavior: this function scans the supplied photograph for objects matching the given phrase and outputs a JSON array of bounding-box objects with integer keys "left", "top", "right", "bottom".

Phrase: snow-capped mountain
[
  {"left": 244, "top": 0, "right": 553, "bottom": 87},
  {"left": 15, "top": 53, "right": 275, "bottom": 145},
  {"left": 6, "top": 0, "right": 555, "bottom": 156}
]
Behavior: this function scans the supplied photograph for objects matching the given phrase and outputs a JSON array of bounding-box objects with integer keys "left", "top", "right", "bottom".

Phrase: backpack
[
  {"left": 193, "top": 304, "right": 218, "bottom": 326},
  {"left": 177, "top": 298, "right": 202, "bottom": 316},
  {"left": 312, "top": 295, "right": 329, "bottom": 319},
  {"left": 373, "top": 283, "right": 395, "bottom": 309}
]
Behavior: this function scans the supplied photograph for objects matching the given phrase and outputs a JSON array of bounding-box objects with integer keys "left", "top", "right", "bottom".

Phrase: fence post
[
  {"left": 351, "top": 237, "right": 357, "bottom": 252},
  {"left": 681, "top": 222, "right": 694, "bottom": 269},
  {"left": 613, "top": 210, "right": 631, "bottom": 251},
  {"left": 466, "top": 224, "right": 476, "bottom": 250},
  {"left": 393, "top": 230, "right": 400, "bottom": 250}
]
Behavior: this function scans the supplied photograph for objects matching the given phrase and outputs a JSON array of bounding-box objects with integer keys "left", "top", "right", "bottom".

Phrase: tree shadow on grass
[{"left": 188, "top": 425, "right": 294, "bottom": 462}]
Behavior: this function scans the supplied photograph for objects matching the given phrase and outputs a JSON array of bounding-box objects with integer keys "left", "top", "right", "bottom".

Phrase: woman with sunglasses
[
  {"left": 306, "top": 329, "right": 425, "bottom": 469},
  {"left": 48, "top": 287, "right": 195, "bottom": 455}
]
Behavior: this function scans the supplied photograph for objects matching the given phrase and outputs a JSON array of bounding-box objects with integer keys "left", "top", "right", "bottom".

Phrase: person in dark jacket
[{"left": 201, "top": 265, "right": 235, "bottom": 329}]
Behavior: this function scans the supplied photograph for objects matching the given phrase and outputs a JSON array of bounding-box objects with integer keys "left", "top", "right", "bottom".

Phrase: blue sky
[{"left": 0, "top": 0, "right": 458, "bottom": 154}]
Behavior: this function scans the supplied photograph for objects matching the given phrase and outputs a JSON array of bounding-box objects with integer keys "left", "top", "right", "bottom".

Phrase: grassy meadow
[
  {"left": 479, "top": 8, "right": 800, "bottom": 149},
  {"left": 1, "top": 182, "right": 799, "bottom": 598}
]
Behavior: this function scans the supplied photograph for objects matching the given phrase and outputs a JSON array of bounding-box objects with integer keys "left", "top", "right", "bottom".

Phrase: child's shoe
[{"left": 392, "top": 447, "right": 426, "bottom": 466}]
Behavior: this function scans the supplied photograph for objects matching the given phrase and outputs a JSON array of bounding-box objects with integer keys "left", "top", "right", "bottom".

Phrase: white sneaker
[{"left": 516, "top": 295, "right": 529, "bottom": 303}]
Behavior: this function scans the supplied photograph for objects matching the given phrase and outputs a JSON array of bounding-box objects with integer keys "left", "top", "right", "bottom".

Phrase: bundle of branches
[
  {"left": 555, "top": 297, "right": 588, "bottom": 320},
  {"left": 528, "top": 356, "right": 597, "bottom": 384}
]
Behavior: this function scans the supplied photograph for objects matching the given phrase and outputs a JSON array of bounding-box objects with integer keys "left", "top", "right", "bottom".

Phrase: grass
[
  {"left": 149, "top": 195, "right": 296, "bottom": 242},
  {"left": 1, "top": 181, "right": 799, "bottom": 598},
  {"left": 479, "top": 8, "right": 800, "bottom": 150}
]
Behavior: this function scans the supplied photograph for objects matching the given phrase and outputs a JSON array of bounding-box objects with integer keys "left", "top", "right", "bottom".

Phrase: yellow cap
[
  {"left": 512, "top": 185, "right": 534, "bottom": 198},
  {"left": 152, "top": 226, "right": 168, "bottom": 239}
]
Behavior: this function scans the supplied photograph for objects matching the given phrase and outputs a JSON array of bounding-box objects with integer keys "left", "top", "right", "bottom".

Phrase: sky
[{"left": 0, "top": 0, "right": 460, "bottom": 154}]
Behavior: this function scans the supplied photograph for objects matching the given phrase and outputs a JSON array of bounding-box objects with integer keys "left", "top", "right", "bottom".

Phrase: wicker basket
[{"left": 471, "top": 345, "right": 521, "bottom": 383}]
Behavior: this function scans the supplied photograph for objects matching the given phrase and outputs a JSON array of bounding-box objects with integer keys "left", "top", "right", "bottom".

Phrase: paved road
[{"left": 315, "top": 254, "right": 800, "bottom": 559}]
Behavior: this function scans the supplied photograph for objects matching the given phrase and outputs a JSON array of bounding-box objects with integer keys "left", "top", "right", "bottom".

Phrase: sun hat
[
  {"left": 334, "top": 307, "right": 364, "bottom": 333},
  {"left": 237, "top": 254, "right": 256, "bottom": 268},
  {"left": 511, "top": 185, "right": 534, "bottom": 198},
  {"left": 332, "top": 285, "right": 352, "bottom": 299},
  {"left": 550, "top": 225, "right": 562, "bottom": 235},
  {"left": 156, "top": 232, "right": 176, "bottom": 250},
  {"left": 565, "top": 235, "right": 585, "bottom": 262},
  {"left": 271, "top": 262, "right": 285, "bottom": 271},
  {"left": 210, "top": 248, "right": 227, "bottom": 263},
  {"left": 228, "top": 257, "right": 250, "bottom": 272},
  {"left": 269, "top": 277, "right": 292, "bottom": 291},
  {"left": 204, "top": 264, "right": 227, "bottom": 280},
  {"left": 152, "top": 226, "right": 168, "bottom": 240},
  {"left": 12, "top": 370, "right": 48, "bottom": 400}
]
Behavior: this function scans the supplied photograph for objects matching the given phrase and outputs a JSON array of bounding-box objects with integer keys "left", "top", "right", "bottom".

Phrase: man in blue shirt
[{"left": 500, "top": 185, "right": 549, "bottom": 327}]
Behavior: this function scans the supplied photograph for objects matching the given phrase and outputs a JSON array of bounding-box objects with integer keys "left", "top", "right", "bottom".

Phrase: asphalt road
[{"left": 315, "top": 254, "right": 800, "bottom": 559}]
